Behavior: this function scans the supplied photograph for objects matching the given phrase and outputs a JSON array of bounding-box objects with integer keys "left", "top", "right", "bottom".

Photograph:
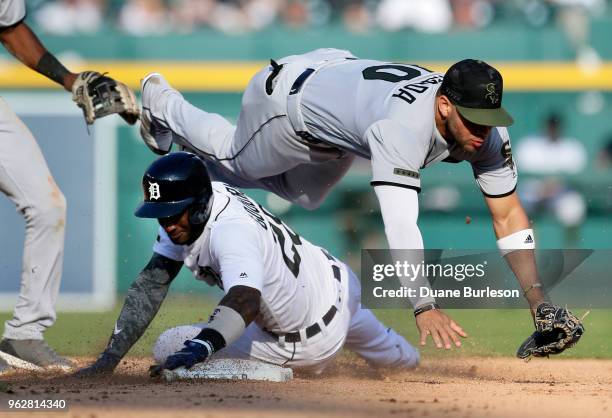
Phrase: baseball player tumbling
[
  {"left": 137, "top": 48, "right": 583, "bottom": 358},
  {"left": 75, "top": 152, "right": 418, "bottom": 376},
  {"left": 0, "top": 0, "right": 138, "bottom": 373}
]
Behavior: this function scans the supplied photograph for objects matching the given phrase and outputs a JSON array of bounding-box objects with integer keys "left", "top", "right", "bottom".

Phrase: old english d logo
[
  {"left": 485, "top": 83, "right": 499, "bottom": 104},
  {"left": 148, "top": 181, "right": 161, "bottom": 200}
]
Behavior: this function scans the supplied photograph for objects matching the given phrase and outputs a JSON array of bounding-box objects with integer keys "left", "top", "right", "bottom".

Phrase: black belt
[
  {"left": 289, "top": 68, "right": 315, "bottom": 95},
  {"left": 288, "top": 68, "right": 331, "bottom": 147},
  {"left": 265, "top": 253, "right": 341, "bottom": 344}
]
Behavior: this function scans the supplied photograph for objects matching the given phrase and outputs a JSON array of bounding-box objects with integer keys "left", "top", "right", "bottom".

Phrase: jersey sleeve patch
[
  {"left": 471, "top": 127, "right": 518, "bottom": 197},
  {"left": 366, "top": 119, "right": 427, "bottom": 189}
]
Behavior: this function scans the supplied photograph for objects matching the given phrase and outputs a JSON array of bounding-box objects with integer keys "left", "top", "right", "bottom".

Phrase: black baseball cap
[{"left": 440, "top": 59, "right": 514, "bottom": 127}]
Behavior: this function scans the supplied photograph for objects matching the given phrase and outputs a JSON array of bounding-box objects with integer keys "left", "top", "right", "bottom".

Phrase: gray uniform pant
[
  {"left": 156, "top": 50, "right": 356, "bottom": 210},
  {"left": 0, "top": 98, "right": 66, "bottom": 340}
]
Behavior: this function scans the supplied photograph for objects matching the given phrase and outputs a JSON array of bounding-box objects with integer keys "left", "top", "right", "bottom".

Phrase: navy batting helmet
[{"left": 134, "top": 152, "right": 213, "bottom": 225}]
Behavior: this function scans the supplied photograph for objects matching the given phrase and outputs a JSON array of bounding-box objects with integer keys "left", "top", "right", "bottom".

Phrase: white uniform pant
[
  {"left": 153, "top": 265, "right": 419, "bottom": 372},
  {"left": 154, "top": 50, "right": 356, "bottom": 210},
  {"left": 0, "top": 98, "right": 66, "bottom": 340}
]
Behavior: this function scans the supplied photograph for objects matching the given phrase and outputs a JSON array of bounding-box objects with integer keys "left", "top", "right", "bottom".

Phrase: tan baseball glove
[{"left": 72, "top": 71, "right": 139, "bottom": 125}]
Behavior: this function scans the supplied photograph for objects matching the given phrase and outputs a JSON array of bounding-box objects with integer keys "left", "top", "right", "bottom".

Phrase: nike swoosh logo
[{"left": 113, "top": 324, "right": 122, "bottom": 335}]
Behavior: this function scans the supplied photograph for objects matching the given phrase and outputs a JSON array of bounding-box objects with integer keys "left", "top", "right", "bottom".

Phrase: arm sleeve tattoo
[{"left": 104, "top": 253, "right": 183, "bottom": 359}]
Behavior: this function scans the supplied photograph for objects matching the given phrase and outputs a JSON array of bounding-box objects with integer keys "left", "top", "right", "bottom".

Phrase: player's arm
[
  {"left": 0, "top": 21, "right": 77, "bottom": 90},
  {"left": 74, "top": 253, "right": 183, "bottom": 377},
  {"left": 374, "top": 185, "right": 467, "bottom": 349},
  {"left": 0, "top": 20, "right": 138, "bottom": 125},
  {"left": 484, "top": 191, "right": 545, "bottom": 313}
]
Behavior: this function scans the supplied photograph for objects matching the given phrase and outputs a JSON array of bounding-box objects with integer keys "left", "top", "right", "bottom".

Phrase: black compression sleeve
[{"left": 35, "top": 51, "right": 70, "bottom": 86}]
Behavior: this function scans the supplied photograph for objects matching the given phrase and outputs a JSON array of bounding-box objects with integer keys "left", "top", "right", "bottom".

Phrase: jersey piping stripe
[
  {"left": 370, "top": 181, "right": 421, "bottom": 193},
  {"left": 187, "top": 114, "right": 287, "bottom": 162},
  {"left": 213, "top": 196, "right": 231, "bottom": 221},
  {"left": 481, "top": 185, "right": 517, "bottom": 198}
]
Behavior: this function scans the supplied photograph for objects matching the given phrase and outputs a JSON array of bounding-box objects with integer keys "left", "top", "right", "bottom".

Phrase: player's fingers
[
  {"left": 450, "top": 320, "right": 468, "bottom": 338},
  {"left": 419, "top": 328, "right": 430, "bottom": 346},
  {"left": 447, "top": 325, "right": 462, "bottom": 347},
  {"left": 430, "top": 328, "right": 444, "bottom": 349},
  {"left": 438, "top": 326, "right": 454, "bottom": 349}
]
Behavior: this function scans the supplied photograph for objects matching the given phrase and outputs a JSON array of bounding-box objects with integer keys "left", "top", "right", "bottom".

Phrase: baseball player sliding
[
  {"left": 76, "top": 152, "right": 418, "bottom": 376},
  {"left": 0, "top": 0, "right": 138, "bottom": 374},
  {"left": 137, "top": 48, "right": 583, "bottom": 358}
]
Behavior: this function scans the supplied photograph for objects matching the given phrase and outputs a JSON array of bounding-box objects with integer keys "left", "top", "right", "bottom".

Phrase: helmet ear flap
[{"left": 188, "top": 193, "right": 214, "bottom": 226}]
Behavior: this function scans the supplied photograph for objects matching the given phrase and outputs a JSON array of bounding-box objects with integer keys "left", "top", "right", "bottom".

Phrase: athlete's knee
[
  {"left": 23, "top": 187, "right": 67, "bottom": 229},
  {"left": 372, "top": 329, "right": 420, "bottom": 370},
  {"left": 153, "top": 325, "right": 203, "bottom": 363}
]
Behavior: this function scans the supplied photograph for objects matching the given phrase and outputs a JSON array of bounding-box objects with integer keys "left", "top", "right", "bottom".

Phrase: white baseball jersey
[
  {"left": 0, "top": 0, "right": 25, "bottom": 27},
  {"left": 153, "top": 182, "right": 341, "bottom": 334},
  {"left": 300, "top": 58, "right": 517, "bottom": 197}
]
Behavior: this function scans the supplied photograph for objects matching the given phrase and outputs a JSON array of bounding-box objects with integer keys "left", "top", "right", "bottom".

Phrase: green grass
[{"left": 1, "top": 297, "right": 609, "bottom": 359}]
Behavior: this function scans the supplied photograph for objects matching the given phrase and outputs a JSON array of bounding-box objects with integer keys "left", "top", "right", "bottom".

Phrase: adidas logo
[
  {"left": 240, "top": 272, "right": 248, "bottom": 278},
  {"left": 524, "top": 235, "right": 533, "bottom": 244}
]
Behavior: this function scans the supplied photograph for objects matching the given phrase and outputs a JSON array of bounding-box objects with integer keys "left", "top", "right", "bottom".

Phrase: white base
[
  {"left": 162, "top": 359, "right": 293, "bottom": 382},
  {"left": 0, "top": 350, "right": 43, "bottom": 371}
]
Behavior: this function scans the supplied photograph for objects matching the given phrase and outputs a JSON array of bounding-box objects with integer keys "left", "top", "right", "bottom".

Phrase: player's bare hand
[
  {"left": 72, "top": 352, "right": 120, "bottom": 378},
  {"left": 416, "top": 309, "right": 467, "bottom": 349}
]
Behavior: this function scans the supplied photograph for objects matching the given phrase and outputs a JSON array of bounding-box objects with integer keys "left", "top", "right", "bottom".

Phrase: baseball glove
[
  {"left": 72, "top": 71, "right": 139, "bottom": 125},
  {"left": 517, "top": 302, "right": 585, "bottom": 359}
]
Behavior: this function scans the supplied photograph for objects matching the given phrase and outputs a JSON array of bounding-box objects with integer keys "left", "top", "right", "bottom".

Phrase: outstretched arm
[
  {"left": 0, "top": 21, "right": 139, "bottom": 125},
  {"left": 374, "top": 185, "right": 467, "bottom": 349},
  {"left": 485, "top": 191, "right": 545, "bottom": 314},
  {"left": 0, "top": 21, "right": 77, "bottom": 90},
  {"left": 74, "top": 253, "right": 183, "bottom": 376}
]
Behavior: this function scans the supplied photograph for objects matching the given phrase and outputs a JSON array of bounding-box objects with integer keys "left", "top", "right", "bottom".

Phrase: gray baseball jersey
[
  {"left": 143, "top": 48, "right": 517, "bottom": 208},
  {"left": 0, "top": 0, "right": 25, "bottom": 27},
  {"left": 300, "top": 59, "right": 517, "bottom": 196}
]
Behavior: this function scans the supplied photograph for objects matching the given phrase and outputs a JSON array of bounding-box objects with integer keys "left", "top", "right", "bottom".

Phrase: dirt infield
[{"left": 1, "top": 356, "right": 611, "bottom": 418}]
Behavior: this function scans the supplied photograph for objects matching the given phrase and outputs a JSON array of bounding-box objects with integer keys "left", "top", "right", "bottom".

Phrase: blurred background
[
  {"left": 0, "top": 0, "right": 610, "bottom": 359},
  {"left": 0, "top": 0, "right": 611, "bottom": 298}
]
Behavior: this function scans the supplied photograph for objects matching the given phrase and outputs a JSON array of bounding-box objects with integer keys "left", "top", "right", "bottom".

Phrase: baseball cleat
[
  {"left": 140, "top": 72, "right": 178, "bottom": 155},
  {"left": 0, "top": 339, "right": 74, "bottom": 371}
]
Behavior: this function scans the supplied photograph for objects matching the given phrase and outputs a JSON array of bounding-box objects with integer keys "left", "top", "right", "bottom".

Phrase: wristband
[
  {"left": 199, "top": 305, "right": 246, "bottom": 348},
  {"left": 414, "top": 303, "right": 440, "bottom": 317},
  {"left": 497, "top": 228, "right": 535, "bottom": 256},
  {"left": 522, "top": 283, "right": 543, "bottom": 297}
]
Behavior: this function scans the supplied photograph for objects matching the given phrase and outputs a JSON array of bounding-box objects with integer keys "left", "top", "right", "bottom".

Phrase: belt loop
[
  {"left": 278, "top": 334, "right": 286, "bottom": 348},
  {"left": 317, "top": 319, "right": 329, "bottom": 338},
  {"left": 298, "top": 329, "right": 308, "bottom": 346}
]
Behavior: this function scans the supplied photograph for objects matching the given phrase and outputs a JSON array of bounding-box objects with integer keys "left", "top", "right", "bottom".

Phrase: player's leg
[
  {"left": 343, "top": 266, "right": 420, "bottom": 369},
  {"left": 0, "top": 100, "right": 71, "bottom": 368},
  {"left": 141, "top": 66, "right": 314, "bottom": 181},
  {"left": 270, "top": 152, "right": 356, "bottom": 210}
]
